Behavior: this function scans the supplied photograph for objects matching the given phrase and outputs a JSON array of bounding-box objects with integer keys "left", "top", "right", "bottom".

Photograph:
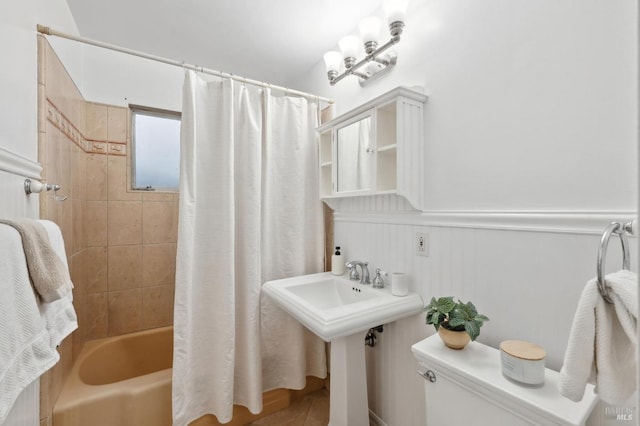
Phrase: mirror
[{"left": 336, "top": 115, "right": 374, "bottom": 193}]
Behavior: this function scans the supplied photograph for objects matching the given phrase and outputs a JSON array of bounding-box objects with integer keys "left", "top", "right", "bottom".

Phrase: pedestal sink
[{"left": 262, "top": 272, "right": 423, "bottom": 426}]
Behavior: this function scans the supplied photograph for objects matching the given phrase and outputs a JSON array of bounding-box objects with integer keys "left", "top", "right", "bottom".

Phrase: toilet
[{"left": 412, "top": 335, "right": 598, "bottom": 426}]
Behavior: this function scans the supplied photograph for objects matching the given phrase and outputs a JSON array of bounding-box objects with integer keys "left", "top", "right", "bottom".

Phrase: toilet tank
[{"left": 412, "top": 335, "right": 598, "bottom": 426}]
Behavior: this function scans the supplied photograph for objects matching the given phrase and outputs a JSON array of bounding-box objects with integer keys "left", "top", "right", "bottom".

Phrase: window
[{"left": 131, "top": 105, "right": 181, "bottom": 191}]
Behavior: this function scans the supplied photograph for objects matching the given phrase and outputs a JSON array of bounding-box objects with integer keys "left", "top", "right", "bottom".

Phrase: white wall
[
  {"left": 78, "top": 43, "right": 184, "bottom": 111},
  {"left": 295, "top": 0, "right": 637, "bottom": 212},
  {"left": 292, "top": 1, "right": 637, "bottom": 425},
  {"left": 50, "top": 39, "right": 183, "bottom": 112},
  {"left": 0, "top": 0, "right": 81, "bottom": 160}
]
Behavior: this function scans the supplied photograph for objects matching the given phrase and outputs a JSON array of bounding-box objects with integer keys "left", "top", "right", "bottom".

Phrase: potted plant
[{"left": 424, "top": 297, "right": 489, "bottom": 349}]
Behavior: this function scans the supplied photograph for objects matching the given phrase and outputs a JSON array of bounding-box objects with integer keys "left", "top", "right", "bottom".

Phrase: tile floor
[{"left": 247, "top": 389, "right": 329, "bottom": 426}]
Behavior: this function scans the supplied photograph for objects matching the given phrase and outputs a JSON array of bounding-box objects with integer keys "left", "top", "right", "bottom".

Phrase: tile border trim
[{"left": 45, "top": 100, "right": 127, "bottom": 156}]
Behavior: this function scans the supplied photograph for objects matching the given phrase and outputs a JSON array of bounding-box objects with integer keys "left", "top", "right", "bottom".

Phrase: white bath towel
[
  {"left": 559, "top": 270, "right": 638, "bottom": 405},
  {"left": 0, "top": 220, "right": 77, "bottom": 425},
  {"left": 0, "top": 224, "right": 59, "bottom": 425}
]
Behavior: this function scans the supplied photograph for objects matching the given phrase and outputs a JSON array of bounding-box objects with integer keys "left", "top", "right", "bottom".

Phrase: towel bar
[
  {"left": 24, "top": 179, "right": 67, "bottom": 201},
  {"left": 596, "top": 220, "right": 635, "bottom": 303}
]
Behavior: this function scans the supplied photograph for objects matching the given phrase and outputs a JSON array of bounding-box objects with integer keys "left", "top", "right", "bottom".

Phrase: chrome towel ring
[{"left": 597, "top": 221, "right": 634, "bottom": 304}]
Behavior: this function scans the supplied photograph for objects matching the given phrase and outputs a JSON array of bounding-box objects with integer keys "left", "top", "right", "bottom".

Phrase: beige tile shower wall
[
  {"left": 83, "top": 103, "right": 178, "bottom": 339},
  {"left": 39, "top": 37, "right": 178, "bottom": 425}
]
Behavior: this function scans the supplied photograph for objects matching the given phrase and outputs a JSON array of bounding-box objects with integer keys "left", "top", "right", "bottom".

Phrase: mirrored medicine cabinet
[{"left": 317, "top": 86, "right": 427, "bottom": 210}]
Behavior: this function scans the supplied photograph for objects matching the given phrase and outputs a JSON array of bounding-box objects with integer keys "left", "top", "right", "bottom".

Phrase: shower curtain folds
[{"left": 173, "top": 71, "right": 326, "bottom": 426}]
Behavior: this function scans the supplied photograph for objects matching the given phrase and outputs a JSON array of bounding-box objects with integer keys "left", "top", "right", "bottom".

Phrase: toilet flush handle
[{"left": 418, "top": 369, "right": 437, "bottom": 383}]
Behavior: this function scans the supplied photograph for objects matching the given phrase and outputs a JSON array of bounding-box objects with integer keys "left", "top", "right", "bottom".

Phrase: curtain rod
[{"left": 37, "top": 25, "right": 334, "bottom": 105}]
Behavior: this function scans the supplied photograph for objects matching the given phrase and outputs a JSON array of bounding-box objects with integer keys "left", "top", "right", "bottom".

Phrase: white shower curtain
[{"left": 172, "top": 71, "right": 326, "bottom": 426}]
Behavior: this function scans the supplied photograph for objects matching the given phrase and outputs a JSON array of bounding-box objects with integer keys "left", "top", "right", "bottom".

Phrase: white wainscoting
[
  {"left": 335, "top": 217, "right": 637, "bottom": 368},
  {"left": 0, "top": 146, "right": 41, "bottom": 426},
  {"left": 334, "top": 208, "right": 637, "bottom": 426}
]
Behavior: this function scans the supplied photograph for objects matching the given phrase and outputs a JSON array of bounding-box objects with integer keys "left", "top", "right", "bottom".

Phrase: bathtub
[{"left": 53, "top": 326, "right": 173, "bottom": 426}]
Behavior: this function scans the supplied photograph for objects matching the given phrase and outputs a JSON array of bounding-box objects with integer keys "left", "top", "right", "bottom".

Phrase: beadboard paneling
[
  {"left": 335, "top": 217, "right": 637, "bottom": 426},
  {"left": 336, "top": 220, "right": 637, "bottom": 367},
  {"left": 0, "top": 169, "right": 40, "bottom": 219}
]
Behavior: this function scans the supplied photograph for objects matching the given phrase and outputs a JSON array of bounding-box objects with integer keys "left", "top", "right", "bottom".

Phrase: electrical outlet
[{"left": 416, "top": 232, "right": 428, "bottom": 257}]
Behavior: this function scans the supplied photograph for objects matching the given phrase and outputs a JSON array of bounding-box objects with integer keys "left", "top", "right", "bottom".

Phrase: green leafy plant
[{"left": 424, "top": 296, "right": 489, "bottom": 341}]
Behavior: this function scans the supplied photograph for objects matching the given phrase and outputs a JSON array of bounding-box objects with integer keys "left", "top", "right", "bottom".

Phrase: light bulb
[
  {"left": 359, "top": 17, "right": 381, "bottom": 43},
  {"left": 338, "top": 35, "right": 360, "bottom": 59},
  {"left": 323, "top": 51, "right": 342, "bottom": 73},
  {"left": 383, "top": 0, "right": 410, "bottom": 25}
]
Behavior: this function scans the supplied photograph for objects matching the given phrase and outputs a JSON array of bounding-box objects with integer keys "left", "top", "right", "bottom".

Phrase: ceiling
[{"left": 65, "top": 0, "right": 384, "bottom": 87}]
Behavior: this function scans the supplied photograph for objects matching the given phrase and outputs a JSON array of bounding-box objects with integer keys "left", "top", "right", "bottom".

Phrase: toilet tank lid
[{"left": 411, "top": 335, "right": 598, "bottom": 426}]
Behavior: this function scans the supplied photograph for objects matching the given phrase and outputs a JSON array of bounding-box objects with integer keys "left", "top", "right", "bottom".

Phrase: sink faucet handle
[
  {"left": 346, "top": 261, "right": 360, "bottom": 281},
  {"left": 372, "top": 268, "right": 387, "bottom": 289}
]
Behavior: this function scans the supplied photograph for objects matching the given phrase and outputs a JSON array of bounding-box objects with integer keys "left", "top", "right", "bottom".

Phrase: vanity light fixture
[{"left": 323, "top": 0, "right": 409, "bottom": 87}]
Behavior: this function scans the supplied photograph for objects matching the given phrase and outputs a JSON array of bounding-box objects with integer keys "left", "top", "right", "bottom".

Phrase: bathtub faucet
[{"left": 345, "top": 261, "right": 370, "bottom": 285}]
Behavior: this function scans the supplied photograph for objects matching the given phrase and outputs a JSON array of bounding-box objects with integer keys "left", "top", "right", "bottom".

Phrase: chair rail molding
[
  {"left": 0, "top": 147, "right": 42, "bottom": 179},
  {"left": 334, "top": 210, "right": 638, "bottom": 235}
]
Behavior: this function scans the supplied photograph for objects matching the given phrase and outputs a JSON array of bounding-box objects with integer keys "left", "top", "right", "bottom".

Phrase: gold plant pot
[{"left": 438, "top": 326, "right": 471, "bottom": 350}]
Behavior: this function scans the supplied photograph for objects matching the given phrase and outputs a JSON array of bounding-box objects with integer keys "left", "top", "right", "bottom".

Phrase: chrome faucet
[{"left": 345, "top": 261, "right": 370, "bottom": 285}]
